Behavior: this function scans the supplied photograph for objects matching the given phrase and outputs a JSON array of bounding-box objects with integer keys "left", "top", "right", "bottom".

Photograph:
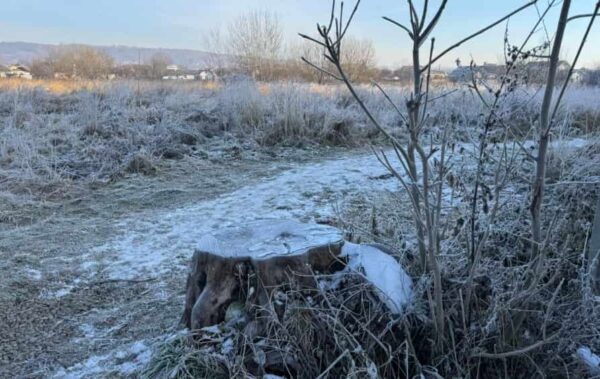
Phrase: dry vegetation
[
  {"left": 2, "top": 68, "right": 600, "bottom": 379},
  {"left": 1, "top": 79, "right": 598, "bottom": 200}
]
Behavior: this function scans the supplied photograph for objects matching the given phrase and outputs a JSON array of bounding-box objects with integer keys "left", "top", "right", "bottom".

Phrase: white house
[
  {"left": 198, "top": 70, "right": 216, "bottom": 81},
  {"left": 1, "top": 64, "right": 33, "bottom": 80},
  {"left": 162, "top": 74, "right": 195, "bottom": 80}
]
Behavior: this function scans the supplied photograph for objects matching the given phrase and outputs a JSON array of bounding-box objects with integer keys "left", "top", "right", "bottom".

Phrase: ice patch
[{"left": 342, "top": 242, "right": 413, "bottom": 314}]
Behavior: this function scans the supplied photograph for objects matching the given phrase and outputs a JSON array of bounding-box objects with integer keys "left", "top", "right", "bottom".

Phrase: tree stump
[{"left": 181, "top": 219, "right": 344, "bottom": 330}]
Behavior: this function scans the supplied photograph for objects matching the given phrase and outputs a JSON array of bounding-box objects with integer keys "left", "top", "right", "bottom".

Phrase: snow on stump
[
  {"left": 181, "top": 219, "right": 345, "bottom": 330},
  {"left": 341, "top": 242, "right": 413, "bottom": 314}
]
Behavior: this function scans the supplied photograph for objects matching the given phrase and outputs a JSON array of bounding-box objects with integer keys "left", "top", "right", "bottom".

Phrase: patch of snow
[
  {"left": 197, "top": 219, "right": 342, "bottom": 259},
  {"left": 24, "top": 268, "right": 42, "bottom": 280},
  {"left": 318, "top": 271, "right": 346, "bottom": 291},
  {"left": 94, "top": 151, "right": 401, "bottom": 279},
  {"left": 521, "top": 137, "right": 591, "bottom": 151},
  {"left": 79, "top": 324, "right": 97, "bottom": 339},
  {"left": 40, "top": 278, "right": 82, "bottom": 299},
  {"left": 201, "top": 325, "right": 221, "bottom": 334},
  {"left": 341, "top": 242, "right": 413, "bottom": 314},
  {"left": 53, "top": 340, "right": 152, "bottom": 379},
  {"left": 577, "top": 346, "right": 600, "bottom": 375},
  {"left": 221, "top": 338, "right": 235, "bottom": 355},
  {"left": 41, "top": 286, "right": 74, "bottom": 299},
  {"left": 366, "top": 360, "right": 378, "bottom": 379}
]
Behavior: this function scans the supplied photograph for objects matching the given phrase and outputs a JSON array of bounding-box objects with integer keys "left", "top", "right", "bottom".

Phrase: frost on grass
[
  {"left": 341, "top": 242, "right": 413, "bottom": 314},
  {"left": 53, "top": 340, "right": 152, "bottom": 379},
  {"left": 196, "top": 219, "right": 343, "bottom": 259}
]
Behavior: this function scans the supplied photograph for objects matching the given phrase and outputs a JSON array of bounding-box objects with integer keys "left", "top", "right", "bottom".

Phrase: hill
[{"left": 0, "top": 41, "right": 221, "bottom": 69}]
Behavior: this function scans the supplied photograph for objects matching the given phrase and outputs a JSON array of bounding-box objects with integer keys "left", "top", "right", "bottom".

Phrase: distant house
[
  {"left": 393, "top": 66, "right": 415, "bottom": 82},
  {"left": 480, "top": 63, "right": 505, "bottom": 80},
  {"left": 449, "top": 66, "right": 482, "bottom": 82},
  {"left": 449, "top": 63, "right": 504, "bottom": 83},
  {"left": 429, "top": 70, "right": 448, "bottom": 82},
  {"left": 0, "top": 64, "right": 33, "bottom": 80},
  {"left": 198, "top": 70, "right": 216, "bottom": 81},
  {"left": 162, "top": 74, "right": 195, "bottom": 80},
  {"left": 162, "top": 64, "right": 203, "bottom": 80}
]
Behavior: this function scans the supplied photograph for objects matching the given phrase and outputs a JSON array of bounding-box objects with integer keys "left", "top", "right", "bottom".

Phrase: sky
[{"left": 1, "top": 0, "right": 599, "bottom": 69}]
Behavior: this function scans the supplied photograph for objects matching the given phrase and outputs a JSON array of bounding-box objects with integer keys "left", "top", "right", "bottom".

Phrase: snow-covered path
[
  {"left": 94, "top": 150, "right": 400, "bottom": 280},
  {"left": 94, "top": 137, "right": 594, "bottom": 279}
]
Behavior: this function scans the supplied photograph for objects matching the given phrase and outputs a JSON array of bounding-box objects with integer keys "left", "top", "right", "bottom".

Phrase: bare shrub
[
  {"left": 297, "top": 0, "right": 600, "bottom": 376},
  {"left": 227, "top": 10, "right": 283, "bottom": 81}
]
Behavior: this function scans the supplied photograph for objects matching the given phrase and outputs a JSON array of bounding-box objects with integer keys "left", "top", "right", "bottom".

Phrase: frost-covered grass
[
  {"left": 144, "top": 268, "right": 417, "bottom": 379},
  {"left": 1, "top": 80, "right": 598, "bottom": 201},
  {"left": 337, "top": 136, "right": 600, "bottom": 378},
  {"left": 2, "top": 79, "right": 600, "bottom": 377}
]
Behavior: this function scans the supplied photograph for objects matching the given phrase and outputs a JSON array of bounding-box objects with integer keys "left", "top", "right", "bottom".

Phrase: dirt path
[{"left": 0, "top": 148, "right": 398, "bottom": 378}]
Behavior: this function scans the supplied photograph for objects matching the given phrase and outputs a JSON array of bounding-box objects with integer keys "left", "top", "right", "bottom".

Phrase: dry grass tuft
[{"left": 145, "top": 272, "right": 424, "bottom": 378}]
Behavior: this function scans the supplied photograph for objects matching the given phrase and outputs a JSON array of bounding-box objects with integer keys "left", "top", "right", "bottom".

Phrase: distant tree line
[
  {"left": 31, "top": 45, "right": 115, "bottom": 80},
  {"left": 30, "top": 45, "right": 176, "bottom": 80},
  {"left": 25, "top": 11, "right": 600, "bottom": 86}
]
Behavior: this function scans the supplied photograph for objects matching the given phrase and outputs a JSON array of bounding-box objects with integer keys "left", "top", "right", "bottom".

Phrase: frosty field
[{"left": 1, "top": 81, "right": 599, "bottom": 378}]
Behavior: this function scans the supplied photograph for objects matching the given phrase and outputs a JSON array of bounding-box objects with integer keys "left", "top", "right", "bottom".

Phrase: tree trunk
[
  {"left": 530, "top": 0, "right": 571, "bottom": 258},
  {"left": 181, "top": 220, "right": 344, "bottom": 330},
  {"left": 589, "top": 196, "right": 600, "bottom": 295}
]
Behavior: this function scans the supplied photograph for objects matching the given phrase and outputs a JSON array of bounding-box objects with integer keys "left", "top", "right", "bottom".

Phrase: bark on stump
[{"left": 181, "top": 220, "right": 344, "bottom": 330}]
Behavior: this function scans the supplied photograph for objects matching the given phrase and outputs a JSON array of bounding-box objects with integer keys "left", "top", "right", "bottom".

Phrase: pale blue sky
[{"left": 1, "top": 0, "right": 599, "bottom": 68}]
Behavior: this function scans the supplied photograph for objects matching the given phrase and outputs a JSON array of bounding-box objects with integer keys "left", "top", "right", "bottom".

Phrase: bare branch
[
  {"left": 420, "top": 38, "right": 436, "bottom": 129},
  {"left": 298, "top": 33, "right": 327, "bottom": 48},
  {"left": 418, "top": 0, "right": 448, "bottom": 45},
  {"left": 371, "top": 81, "right": 409, "bottom": 124},
  {"left": 423, "top": 0, "right": 538, "bottom": 72},
  {"left": 300, "top": 57, "right": 343, "bottom": 81},
  {"left": 426, "top": 89, "right": 458, "bottom": 103},
  {"left": 382, "top": 16, "right": 414, "bottom": 38},
  {"left": 327, "top": 0, "right": 336, "bottom": 33},
  {"left": 407, "top": 0, "right": 419, "bottom": 31},
  {"left": 471, "top": 334, "right": 558, "bottom": 359},
  {"left": 419, "top": 0, "right": 429, "bottom": 33},
  {"left": 338, "top": 0, "right": 361, "bottom": 44},
  {"left": 568, "top": 12, "right": 600, "bottom": 22}
]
